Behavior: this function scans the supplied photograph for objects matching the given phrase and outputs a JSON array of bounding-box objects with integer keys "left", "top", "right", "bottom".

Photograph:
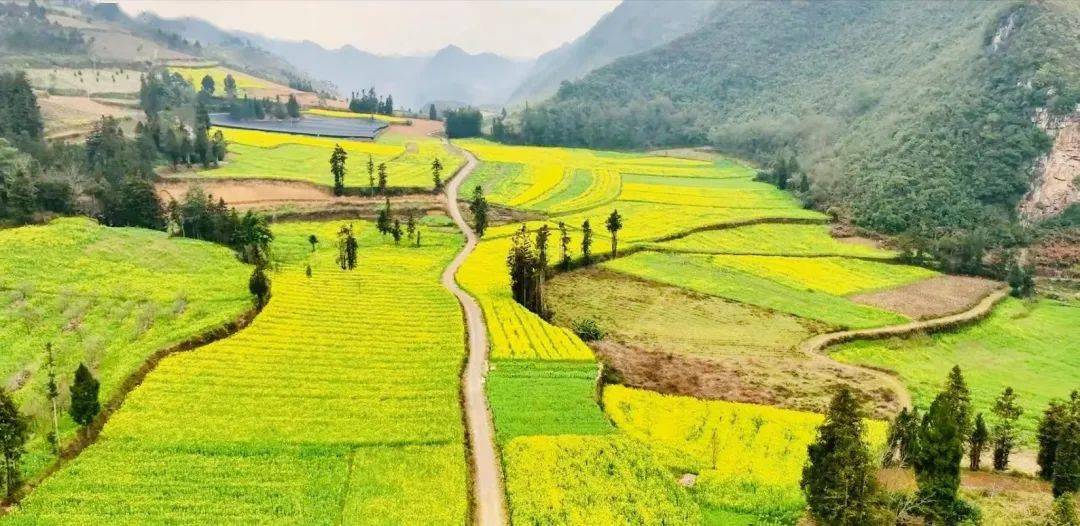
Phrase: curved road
[{"left": 440, "top": 143, "right": 508, "bottom": 526}]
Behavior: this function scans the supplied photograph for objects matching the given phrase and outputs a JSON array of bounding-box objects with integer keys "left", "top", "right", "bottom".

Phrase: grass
[
  {"left": 6, "top": 219, "right": 469, "bottom": 524},
  {"left": 603, "top": 252, "right": 908, "bottom": 329},
  {"left": 486, "top": 359, "right": 611, "bottom": 444},
  {"left": 604, "top": 385, "right": 887, "bottom": 525},
  {"left": 167, "top": 65, "right": 272, "bottom": 96},
  {"left": 305, "top": 108, "right": 409, "bottom": 124},
  {"left": 832, "top": 297, "right": 1080, "bottom": 443},
  {"left": 645, "top": 223, "right": 896, "bottom": 258},
  {"left": 197, "top": 128, "right": 462, "bottom": 189},
  {"left": 546, "top": 268, "right": 817, "bottom": 359},
  {"left": 0, "top": 217, "right": 251, "bottom": 479}
]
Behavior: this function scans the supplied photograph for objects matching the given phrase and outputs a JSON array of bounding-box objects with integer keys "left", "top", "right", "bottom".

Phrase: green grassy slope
[{"left": 0, "top": 217, "right": 252, "bottom": 479}]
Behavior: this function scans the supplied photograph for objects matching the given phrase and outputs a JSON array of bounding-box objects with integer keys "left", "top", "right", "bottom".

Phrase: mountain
[
  {"left": 508, "top": 0, "right": 717, "bottom": 105},
  {"left": 237, "top": 35, "right": 532, "bottom": 110},
  {"left": 517, "top": 0, "right": 1080, "bottom": 251}
]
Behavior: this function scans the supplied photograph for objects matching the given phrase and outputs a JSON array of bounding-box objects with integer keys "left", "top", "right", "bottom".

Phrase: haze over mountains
[{"left": 137, "top": 0, "right": 715, "bottom": 110}]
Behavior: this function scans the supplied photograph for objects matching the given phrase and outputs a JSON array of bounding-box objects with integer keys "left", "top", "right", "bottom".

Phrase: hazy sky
[{"left": 116, "top": 1, "right": 621, "bottom": 58}]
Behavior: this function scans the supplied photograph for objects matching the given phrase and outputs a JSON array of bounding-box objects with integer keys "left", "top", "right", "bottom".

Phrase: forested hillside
[
  {"left": 517, "top": 0, "right": 1080, "bottom": 256},
  {"left": 507, "top": 0, "right": 716, "bottom": 105}
]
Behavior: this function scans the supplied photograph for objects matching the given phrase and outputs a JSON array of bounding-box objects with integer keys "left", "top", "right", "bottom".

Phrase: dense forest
[{"left": 507, "top": 0, "right": 1080, "bottom": 270}]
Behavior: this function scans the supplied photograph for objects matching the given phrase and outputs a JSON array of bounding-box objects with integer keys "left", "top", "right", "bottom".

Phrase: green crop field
[
  {"left": 644, "top": 223, "right": 896, "bottom": 258},
  {"left": 832, "top": 297, "right": 1080, "bottom": 443},
  {"left": 0, "top": 217, "right": 252, "bottom": 479},
  {"left": 6, "top": 220, "right": 469, "bottom": 524},
  {"left": 198, "top": 128, "right": 462, "bottom": 190}
]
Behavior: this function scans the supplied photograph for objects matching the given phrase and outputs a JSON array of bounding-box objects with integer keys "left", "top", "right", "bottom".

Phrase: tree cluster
[
  {"left": 228, "top": 94, "right": 299, "bottom": 121},
  {"left": 164, "top": 186, "right": 274, "bottom": 265},
  {"left": 506, "top": 225, "right": 548, "bottom": 319},
  {"left": 444, "top": 108, "right": 482, "bottom": 138},
  {"left": 0, "top": 1, "right": 85, "bottom": 54},
  {"left": 1038, "top": 391, "right": 1080, "bottom": 497},
  {"left": 347, "top": 88, "right": 393, "bottom": 115}
]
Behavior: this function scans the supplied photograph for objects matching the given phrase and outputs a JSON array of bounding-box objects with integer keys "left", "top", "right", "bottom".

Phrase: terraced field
[
  {"left": 452, "top": 140, "right": 940, "bottom": 524},
  {"left": 0, "top": 218, "right": 252, "bottom": 479},
  {"left": 168, "top": 65, "right": 272, "bottom": 96},
  {"left": 306, "top": 108, "right": 409, "bottom": 124},
  {"left": 196, "top": 128, "right": 463, "bottom": 190},
  {"left": 6, "top": 220, "right": 469, "bottom": 524}
]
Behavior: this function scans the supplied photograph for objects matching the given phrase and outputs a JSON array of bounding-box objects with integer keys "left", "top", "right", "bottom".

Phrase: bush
[{"left": 572, "top": 318, "right": 605, "bottom": 341}]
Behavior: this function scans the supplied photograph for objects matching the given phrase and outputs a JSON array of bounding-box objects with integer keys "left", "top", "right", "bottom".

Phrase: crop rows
[
  {"left": 645, "top": 223, "right": 895, "bottom": 258},
  {"left": 200, "top": 128, "right": 462, "bottom": 189},
  {"left": 168, "top": 65, "right": 270, "bottom": 96},
  {"left": 304, "top": 108, "right": 409, "bottom": 124},
  {"left": 7, "top": 220, "right": 468, "bottom": 524},
  {"left": 0, "top": 217, "right": 251, "bottom": 479}
]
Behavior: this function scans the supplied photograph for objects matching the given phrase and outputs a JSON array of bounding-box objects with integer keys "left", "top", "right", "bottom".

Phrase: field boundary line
[
  {"left": 1, "top": 304, "right": 262, "bottom": 512},
  {"left": 441, "top": 139, "right": 508, "bottom": 526},
  {"left": 799, "top": 286, "right": 1011, "bottom": 410}
]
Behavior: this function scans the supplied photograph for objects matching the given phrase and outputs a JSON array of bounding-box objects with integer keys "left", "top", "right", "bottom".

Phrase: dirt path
[
  {"left": 440, "top": 142, "right": 507, "bottom": 526},
  {"left": 799, "top": 286, "right": 1011, "bottom": 411}
]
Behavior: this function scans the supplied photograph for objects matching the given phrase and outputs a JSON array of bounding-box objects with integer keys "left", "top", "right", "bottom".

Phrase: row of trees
[
  {"left": 444, "top": 108, "right": 482, "bottom": 139},
  {"left": 802, "top": 367, "right": 1080, "bottom": 525},
  {"left": 1, "top": 353, "right": 101, "bottom": 501},
  {"left": 331, "top": 202, "right": 425, "bottom": 271},
  {"left": 227, "top": 94, "right": 300, "bottom": 121},
  {"left": 347, "top": 88, "right": 393, "bottom": 116}
]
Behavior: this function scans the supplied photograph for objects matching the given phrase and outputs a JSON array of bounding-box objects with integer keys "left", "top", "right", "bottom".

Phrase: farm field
[
  {"left": 0, "top": 217, "right": 252, "bottom": 479},
  {"left": 167, "top": 64, "right": 272, "bottom": 96},
  {"left": 5, "top": 220, "right": 469, "bottom": 524},
  {"left": 452, "top": 139, "right": 945, "bottom": 524},
  {"left": 24, "top": 67, "right": 141, "bottom": 96},
  {"left": 192, "top": 127, "right": 463, "bottom": 190},
  {"left": 832, "top": 297, "right": 1080, "bottom": 442},
  {"left": 306, "top": 108, "right": 409, "bottom": 124}
]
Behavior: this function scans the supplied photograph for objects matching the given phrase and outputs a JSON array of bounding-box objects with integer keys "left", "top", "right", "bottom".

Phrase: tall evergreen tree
[
  {"left": 68, "top": 363, "right": 100, "bottom": 429},
  {"left": 969, "top": 413, "right": 989, "bottom": 471},
  {"left": 200, "top": 74, "right": 215, "bottom": 96},
  {"left": 605, "top": 209, "right": 623, "bottom": 258},
  {"left": 535, "top": 224, "right": 551, "bottom": 274},
  {"left": 507, "top": 226, "right": 545, "bottom": 316},
  {"left": 581, "top": 220, "right": 593, "bottom": 263},
  {"left": 43, "top": 343, "right": 60, "bottom": 454},
  {"left": 1039, "top": 393, "right": 1079, "bottom": 481},
  {"left": 885, "top": 406, "right": 920, "bottom": 467},
  {"left": 558, "top": 221, "right": 572, "bottom": 270},
  {"left": 286, "top": 94, "right": 300, "bottom": 119},
  {"left": 914, "top": 392, "right": 966, "bottom": 524},
  {"left": 336, "top": 224, "right": 358, "bottom": 270},
  {"left": 367, "top": 154, "right": 375, "bottom": 193},
  {"left": 944, "top": 366, "right": 973, "bottom": 442},
  {"left": 800, "top": 387, "right": 879, "bottom": 526},
  {"left": 428, "top": 103, "right": 437, "bottom": 121},
  {"left": 248, "top": 265, "right": 270, "bottom": 308},
  {"left": 391, "top": 219, "right": 403, "bottom": 244},
  {"left": 1052, "top": 415, "right": 1080, "bottom": 497},
  {"left": 223, "top": 74, "right": 237, "bottom": 97},
  {"left": 329, "top": 144, "right": 347, "bottom": 196},
  {"left": 376, "top": 198, "right": 392, "bottom": 235},
  {"left": 469, "top": 185, "right": 489, "bottom": 237},
  {"left": 0, "top": 389, "right": 28, "bottom": 501},
  {"left": 431, "top": 157, "right": 443, "bottom": 191},
  {"left": 377, "top": 162, "right": 388, "bottom": 192},
  {"left": 991, "top": 386, "right": 1023, "bottom": 471}
]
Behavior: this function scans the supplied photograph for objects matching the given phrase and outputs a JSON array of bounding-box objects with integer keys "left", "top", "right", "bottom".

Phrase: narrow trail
[
  {"left": 798, "top": 287, "right": 1011, "bottom": 411},
  {"left": 440, "top": 142, "right": 508, "bottom": 526}
]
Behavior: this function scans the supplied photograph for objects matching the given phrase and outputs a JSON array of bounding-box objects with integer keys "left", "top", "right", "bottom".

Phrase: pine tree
[
  {"left": 367, "top": 154, "right": 375, "bottom": 194},
  {"left": 535, "top": 224, "right": 550, "bottom": 275},
  {"left": 605, "top": 209, "right": 623, "bottom": 258},
  {"left": 336, "top": 224, "right": 358, "bottom": 270},
  {"left": 69, "top": 364, "right": 100, "bottom": 429},
  {"left": 507, "top": 226, "right": 545, "bottom": 316},
  {"left": 431, "top": 157, "right": 443, "bottom": 191},
  {"left": 1039, "top": 398, "right": 1072, "bottom": 481},
  {"left": 469, "top": 185, "right": 489, "bottom": 237},
  {"left": 558, "top": 221, "right": 572, "bottom": 270},
  {"left": 391, "top": 219, "right": 403, "bottom": 244},
  {"left": 406, "top": 211, "right": 416, "bottom": 240},
  {"left": 1052, "top": 416, "right": 1080, "bottom": 497},
  {"left": 43, "top": 343, "right": 60, "bottom": 454},
  {"left": 944, "top": 366, "right": 973, "bottom": 443},
  {"left": 286, "top": 94, "right": 300, "bottom": 119},
  {"left": 223, "top": 74, "right": 237, "bottom": 97},
  {"left": 376, "top": 198, "right": 392, "bottom": 235},
  {"left": 330, "top": 144, "right": 347, "bottom": 196},
  {"left": 885, "top": 406, "right": 921, "bottom": 467},
  {"left": 914, "top": 392, "right": 965, "bottom": 524},
  {"left": 581, "top": 220, "right": 593, "bottom": 263},
  {"left": 378, "top": 162, "right": 388, "bottom": 192},
  {"left": 211, "top": 130, "right": 226, "bottom": 164},
  {"left": 200, "top": 74, "right": 215, "bottom": 96},
  {"left": 0, "top": 389, "right": 28, "bottom": 501},
  {"left": 249, "top": 265, "right": 271, "bottom": 308},
  {"left": 991, "top": 386, "right": 1023, "bottom": 471},
  {"left": 800, "top": 387, "right": 879, "bottom": 526},
  {"left": 428, "top": 103, "right": 437, "bottom": 121},
  {"left": 969, "top": 413, "right": 989, "bottom": 471}
]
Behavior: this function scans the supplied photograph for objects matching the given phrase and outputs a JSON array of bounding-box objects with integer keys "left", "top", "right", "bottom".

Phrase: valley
[{"left": 1, "top": 0, "right": 1078, "bottom": 524}]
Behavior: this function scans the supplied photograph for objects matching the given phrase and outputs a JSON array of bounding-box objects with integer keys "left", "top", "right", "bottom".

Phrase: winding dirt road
[{"left": 440, "top": 144, "right": 508, "bottom": 526}]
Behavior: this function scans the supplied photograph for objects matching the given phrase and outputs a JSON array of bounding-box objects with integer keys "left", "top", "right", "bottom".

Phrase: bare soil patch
[
  {"left": 850, "top": 275, "right": 1000, "bottom": 320},
  {"left": 1032, "top": 230, "right": 1080, "bottom": 278},
  {"left": 39, "top": 94, "right": 141, "bottom": 139},
  {"left": 877, "top": 467, "right": 1048, "bottom": 494},
  {"left": 387, "top": 118, "right": 444, "bottom": 138},
  {"left": 594, "top": 340, "right": 900, "bottom": 419}
]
